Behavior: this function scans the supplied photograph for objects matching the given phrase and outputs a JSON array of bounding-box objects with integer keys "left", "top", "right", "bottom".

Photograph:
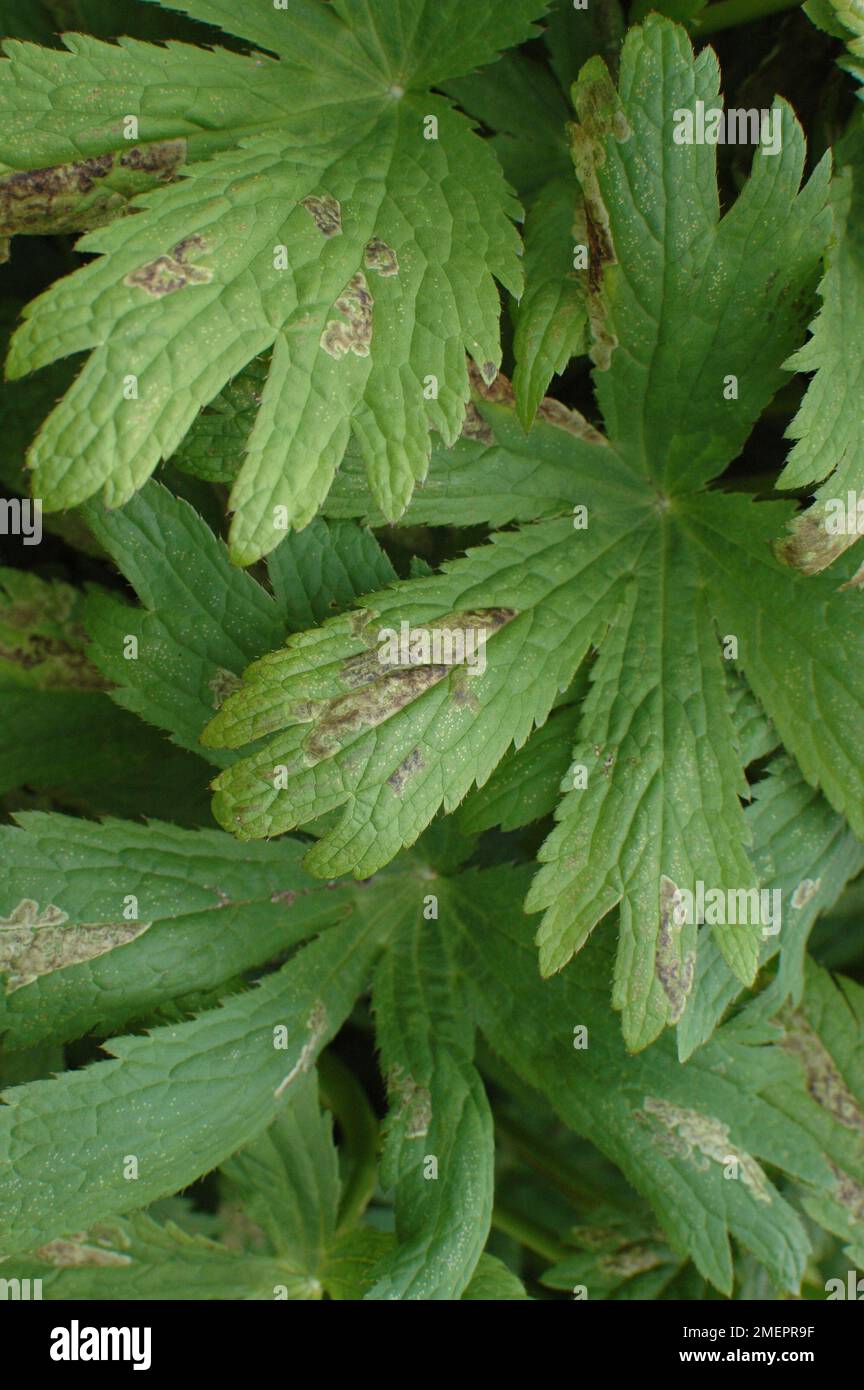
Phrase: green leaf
[
  {"left": 442, "top": 31, "right": 595, "bottom": 416},
  {"left": 83, "top": 482, "right": 286, "bottom": 759},
  {"left": 804, "top": 0, "right": 864, "bottom": 85},
  {"left": 209, "top": 409, "right": 864, "bottom": 1054},
  {"left": 512, "top": 176, "right": 589, "bottom": 427},
  {"left": 440, "top": 865, "right": 835, "bottom": 1294},
  {"left": 457, "top": 698, "right": 584, "bottom": 835},
  {"left": 0, "top": 1214, "right": 312, "bottom": 1300},
  {"left": 0, "top": 564, "right": 210, "bottom": 820},
  {"left": 0, "top": 814, "right": 357, "bottom": 1048},
  {"left": 461, "top": 1253, "right": 530, "bottom": 1300},
  {"left": 444, "top": 50, "right": 572, "bottom": 204},
  {"left": 0, "top": 689, "right": 211, "bottom": 823},
  {"left": 366, "top": 919, "right": 493, "bottom": 1298},
  {"left": 677, "top": 756, "right": 864, "bottom": 1060},
  {"left": 82, "top": 482, "right": 392, "bottom": 763},
  {"left": 171, "top": 357, "right": 268, "bottom": 484},
  {"left": 324, "top": 377, "right": 605, "bottom": 526},
  {"left": 266, "top": 518, "right": 396, "bottom": 630},
  {"left": 321, "top": 1226, "right": 395, "bottom": 1299},
  {"left": 3, "top": 1068, "right": 384, "bottom": 1300},
  {"left": 760, "top": 960, "right": 864, "bottom": 1262},
  {"left": 543, "top": 0, "right": 625, "bottom": 93},
  {"left": 578, "top": 20, "right": 829, "bottom": 488},
  {"left": 726, "top": 671, "right": 778, "bottom": 768},
  {"left": 220, "top": 1071, "right": 340, "bottom": 1280},
  {"left": 684, "top": 492, "right": 864, "bottom": 840},
  {"left": 202, "top": 449, "right": 637, "bottom": 872},
  {"left": 5, "top": 0, "right": 549, "bottom": 561},
  {"left": 171, "top": 21, "right": 864, "bottom": 1052},
  {"left": 776, "top": 125, "right": 864, "bottom": 574},
  {"left": 0, "top": 886, "right": 402, "bottom": 1256}
]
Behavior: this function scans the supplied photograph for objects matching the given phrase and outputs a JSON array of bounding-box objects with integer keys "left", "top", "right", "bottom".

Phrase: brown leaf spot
[
  {"left": 599, "top": 1245, "right": 664, "bottom": 1278},
  {"left": 387, "top": 747, "right": 425, "bottom": 795},
  {"left": 125, "top": 233, "right": 212, "bottom": 297},
  {"left": 117, "top": 141, "right": 187, "bottom": 177},
  {"left": 640, "top": 1097, "right": 772, "bottom": 1202},
  {"left": 300, "top": 194, "right": 342, "bottom": 237},
  {"left": 654, "top": 877, "right": 695, "bottom": 1023},
  {"left": 779, "top": 1008, "right": 864, "bottom": 1137},
  {"left": 319, "top": 271, "right": 373, "bottom": 359},
  {"left": 388, "top": 1064, "right": 432, "bottom": 1139},
  {"left": 774, "top": 504, "right": 857, "bottom": 576},
  {"left": 827, "top": 1160, "right": 864, "bottom": 1223},
  {"left": 0, "top": 900, "right": 151, "bottom": 993},
  {"left": 209, "top": 667, "right": 243, "bottom": 710},
  {"left": 459, "top": 402, "right": 494, "bottom": 444},
  {"left": 364, "top": 236, "right": 399, "bottom": 277},
  {"left": 304, "top": 664, "right": 449, "bottom": 760},
  {"left": 273, "top": 1000, "right": 328, "bottom": 1099},
  {"left": 0, "top": 141, "right": 185, "bottom": 237},
  {"left": 36, "top": 1236, "right": 132, "bottom": 1268},
  {"left": 790, "top": 878, "right": 821, "bottom": 910}
]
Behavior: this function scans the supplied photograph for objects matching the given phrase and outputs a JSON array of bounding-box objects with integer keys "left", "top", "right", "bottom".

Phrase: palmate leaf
[
  {"left": 82, "top": 480, "right": 394, "bottom": 762},
  {"left": 678, "top": 755, "right": 864, "bottom": 1061},
  {"left": 0, "top": 1072, "right": 374, "bottom": 1300},
  {"left": 438, "top": 865, "right": 849, "bottom": 1294},
  {"left": 206, "top": 19, "right": 864, "bottom": 1050},
  {"left": 511, "top": 175, "right": 589, "bottom": 427},
  {"left": 367, "top": 916, "right": 493, "bottom": 1299},
  {"left": 805, "top": 0, "right": 864, "bottom": 86},
  {"left": 756, "top": 959, "right": 864, "bottom": 1266},
  {"left": 3, "top": 0, "right": 550, "bottom": 562},
  {"left": 0, "top": 563, "right": 210, "bottom": 821},
  {"left": 220, "top": 1072, "right": 339, "bottom": 1276},
  {"left": 0, "top": 1214, "right": 318, "bottom": 1301},
  {"left": 0, "top": 844, "right": 858, "bottom": 1296},
  {"left": 0, "top": 814, "right": 359, "bottom": 1048},
  {"left": 208, "top": 408, "right": 864, "bottom": 1049},
  {"left": 775, "top": 124, "right": 864, "bottom": 575},
  {"left": 444, "top": 50, "right": 592, "bottom": 422},
  {"left": 0, "top": 875, "right": 406, "bottom": 1256}
]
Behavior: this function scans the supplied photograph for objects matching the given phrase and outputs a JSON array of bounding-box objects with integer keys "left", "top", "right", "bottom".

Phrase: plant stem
[
  {"left": 491, "top": 1205, "right": 568, "bottom": 1266},
  {"left": 694, "top": 0, "right": 804, "bottom": 35},
  {"left": 494, "top": 1113, "right": 614, "bottom": 1209}
]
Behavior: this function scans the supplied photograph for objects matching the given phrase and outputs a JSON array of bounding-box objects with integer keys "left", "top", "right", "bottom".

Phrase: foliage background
[{"left": 0, "top": 0, "right": 863, "bottom": 1301}]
